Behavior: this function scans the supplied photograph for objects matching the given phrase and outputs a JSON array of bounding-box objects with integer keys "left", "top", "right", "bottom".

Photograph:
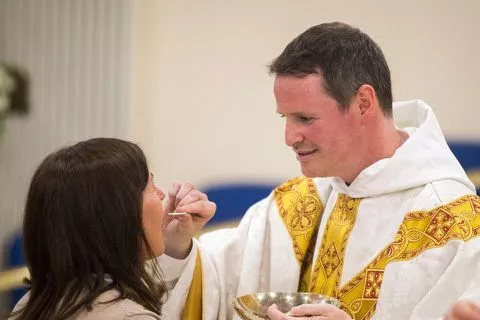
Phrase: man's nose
[{"left": 285, "top": 121, "right": 303, "bottom": 147}]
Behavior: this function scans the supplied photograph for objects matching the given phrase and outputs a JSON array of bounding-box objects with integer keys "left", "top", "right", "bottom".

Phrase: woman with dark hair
[{"left": 9, "top": 137, "right": 216, "bottom": 319}]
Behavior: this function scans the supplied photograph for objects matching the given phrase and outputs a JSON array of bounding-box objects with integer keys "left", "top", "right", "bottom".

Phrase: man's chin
[
  {"left": 301, "top": 166, "right": 329, "bottom": 178},
  {"left": 300, "top": 166, "right": 318, "bottom": 178}
]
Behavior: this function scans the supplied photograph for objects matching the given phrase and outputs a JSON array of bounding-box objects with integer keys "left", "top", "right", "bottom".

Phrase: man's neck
[{"left": 342, "top": 123, "right": 407, "bottom": 185}]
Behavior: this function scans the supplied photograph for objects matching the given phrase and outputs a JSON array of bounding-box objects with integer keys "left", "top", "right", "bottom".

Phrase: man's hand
[
  {"left": 444, "top": 300, "right": 480, "bottom": 320},
  {"left": 163, "top": 182, "right": 216, "bottom": 259},
  {"left": 267, "top": 303, "right": 351, "bottom": 320}
]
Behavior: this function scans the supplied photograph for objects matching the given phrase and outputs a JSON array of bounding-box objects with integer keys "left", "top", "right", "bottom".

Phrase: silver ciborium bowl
[{"left": 232, "top": 292, "right": 341, "bottom": 319}]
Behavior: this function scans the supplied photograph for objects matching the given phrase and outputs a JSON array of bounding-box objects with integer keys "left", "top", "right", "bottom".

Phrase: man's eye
[{"left": 298, "top": 116, "right": 313, "bottom": 123}]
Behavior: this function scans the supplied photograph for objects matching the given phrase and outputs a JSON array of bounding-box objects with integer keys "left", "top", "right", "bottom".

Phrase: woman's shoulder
[
  {"left": 75, "top": 289, "right": 162, "bottom": 320},
  {"left": 12, "top": 289, "right": 162, "bottom": 320}
]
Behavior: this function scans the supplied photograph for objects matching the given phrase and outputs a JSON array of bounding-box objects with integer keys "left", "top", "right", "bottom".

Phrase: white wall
[{"left": 130, "top": 0, "right": 480, "bottom": 194}]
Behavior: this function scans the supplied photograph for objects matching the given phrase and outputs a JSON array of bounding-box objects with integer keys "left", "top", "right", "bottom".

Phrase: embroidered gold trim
[
  {"left": 338, "top": 195, "right": 480, "bottom": 320},
  {"left": 309, "top": 194, "right": 361, "bottom": 297},
  {"left": 274, "top": 177, "right": 324, "bottom": 290}
]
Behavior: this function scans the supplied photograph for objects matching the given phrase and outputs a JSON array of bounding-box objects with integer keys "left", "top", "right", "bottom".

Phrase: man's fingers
[
  {"left": 173, "top": 212, "right": 193, "bottom": 230},
  {"left": 447, "top": 300, "right": 480, "bottom": 320},
  {"left": 162, "top": 214, "right": 174, "bottom": 230},
  {"left": 164, "top": 214, "right": 193, "bottom": 233},
  {"left": 266, "top": 304, "right": 327, "bottom": 320},
  {"left": 177, "top": 201, "right": 216, "bottom": 220},
  {"left": 162, "top": 184, "right": 179, "bottom": 229},
  {"left": 165, "top": 183, "right": 181, "bottom": 214},
  {"left": 176, "top": 190, "right": 208, "bottom": 208},
  {"left": 267, "top": 304, "right": 286, "bottom": 320},
  {"left": 175, "top": 182, "right": 194, "bottom": 207},
  {"left": 289, "top": 303, "right": 337, "bottom": 316}
]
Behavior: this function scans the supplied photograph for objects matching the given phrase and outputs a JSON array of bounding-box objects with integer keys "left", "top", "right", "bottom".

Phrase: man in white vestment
[{"left": 159, "top": 22, "right": 480, "bottom": 320}]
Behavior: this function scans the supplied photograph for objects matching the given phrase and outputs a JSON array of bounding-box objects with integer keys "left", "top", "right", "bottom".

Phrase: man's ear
[{"left": 356, "top": 84, "right": 376, "bottom": 116}]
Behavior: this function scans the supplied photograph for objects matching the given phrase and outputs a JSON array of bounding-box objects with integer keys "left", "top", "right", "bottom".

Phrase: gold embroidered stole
[
  {"left": 274, "top": 177, "right": 324, "bottom": 291},
  {"left": 182, "top": 252, "right": 203, "bottom": 320},
  {"left": 310, "top": 194, "right": 361, "bottom": 297},
  {"left": 337, "top": 195, "right": 480, "bottom": 320}
]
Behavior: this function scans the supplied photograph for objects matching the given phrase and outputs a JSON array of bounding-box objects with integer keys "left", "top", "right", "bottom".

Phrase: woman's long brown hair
[{"left": 10, "top": 138, "right": 165, "bottom": 320}]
